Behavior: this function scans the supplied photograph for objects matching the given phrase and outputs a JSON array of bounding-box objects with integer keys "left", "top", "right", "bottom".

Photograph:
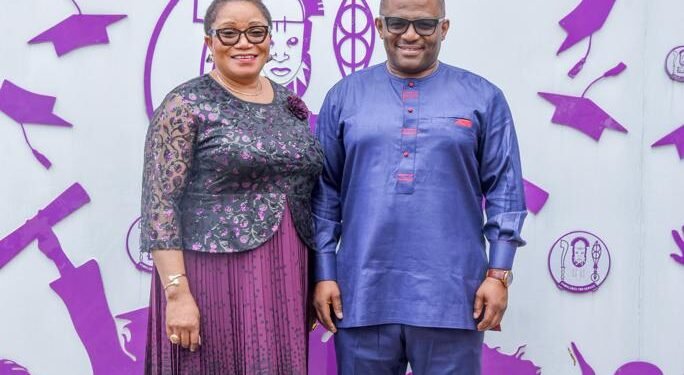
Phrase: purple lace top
[{"left": 140, "top": 74, "right": 324, "bottom": 253}]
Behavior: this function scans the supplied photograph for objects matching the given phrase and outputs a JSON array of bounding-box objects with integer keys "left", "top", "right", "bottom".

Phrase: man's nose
[{"left": 401, "top": 23, "right": 421, "bottom": 42}]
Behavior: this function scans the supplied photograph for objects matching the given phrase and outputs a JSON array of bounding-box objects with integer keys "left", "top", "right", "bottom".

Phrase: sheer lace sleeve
[{"left": 140, "top": 93, "right": 197, "bottom": 252}]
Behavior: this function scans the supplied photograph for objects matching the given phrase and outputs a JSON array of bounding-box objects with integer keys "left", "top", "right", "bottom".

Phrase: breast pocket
[{"left": 429, "top": 115, "right": 478, "bottom": 152}]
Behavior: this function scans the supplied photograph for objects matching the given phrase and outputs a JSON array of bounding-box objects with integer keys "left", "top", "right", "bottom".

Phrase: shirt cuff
[
  {"left": 314, "top": 252, "right": 337, "bottom": 282},
  {"left": 488, "top": 241, "right": 517, "bottom": 270}
]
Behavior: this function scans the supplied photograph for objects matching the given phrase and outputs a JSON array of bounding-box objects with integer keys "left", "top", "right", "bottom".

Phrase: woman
[{"left": 140, "top": 0, "right": 323, "bottom": 373}]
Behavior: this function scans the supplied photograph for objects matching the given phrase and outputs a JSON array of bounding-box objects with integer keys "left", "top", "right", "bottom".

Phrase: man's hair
[
  {"left": 204, "top": 0, "right": 273, "bottom": 35},
  {"left": 379, "top": 0, "right": 445, "bottom": 16}
]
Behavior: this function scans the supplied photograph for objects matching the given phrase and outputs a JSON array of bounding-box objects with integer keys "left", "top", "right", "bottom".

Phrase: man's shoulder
[
  {"left": 325, "top": 63, "right": 386, "bottom": 96},
  {"left": 342, "top": 62, "right": 386, "bottom": 82},
  {"left": 440, "top": 63, "right": 502, "bottom": 94}
]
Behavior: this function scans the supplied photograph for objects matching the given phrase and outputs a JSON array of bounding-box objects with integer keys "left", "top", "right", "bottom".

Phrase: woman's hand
[
  {"left": 151, "top": 250, "right": 201, "bottom": 352},
  {"left": 165, "top": 286, "right": 201, "bottom": 352}
]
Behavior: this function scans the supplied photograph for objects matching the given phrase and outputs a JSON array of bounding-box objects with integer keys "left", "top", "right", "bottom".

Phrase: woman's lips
[{"left": 232, "top": 54, "right": 258, "bottom": 62}]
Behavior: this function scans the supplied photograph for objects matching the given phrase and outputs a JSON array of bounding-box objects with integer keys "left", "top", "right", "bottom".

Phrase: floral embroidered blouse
[{"left": 140, "top": 75, "right": 324, "bottom": 253}]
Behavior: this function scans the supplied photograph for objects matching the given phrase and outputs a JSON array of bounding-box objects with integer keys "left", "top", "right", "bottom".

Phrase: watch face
[
  {"left": 505, "top": 271, "right": 513, "bottom": 286},
  {"left": 487, "top": 269, "right": 512, "bottom": 287}
]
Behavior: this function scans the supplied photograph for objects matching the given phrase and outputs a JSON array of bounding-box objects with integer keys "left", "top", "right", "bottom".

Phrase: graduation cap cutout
[
  {"left": 651, "top": 124, "right": 684, "bottom": 160},
  {"left": 0, "top": 80, "right": 72, "bottom": 169},
  {"left": 671, "top": 227, "right": 684, "bottom": 266},
  {"left": 28, "top": 0, "right": 126, "bottom": 56},
  {"left": 523, "top": 179, "right": 549, "bottom": 215},
  {"left": 482, "top": 178, "right": 549, "bottom": 215},
  {"left": 538, "top": 62, "right": 628, "bottom": 141},
  {"left": 557, "top": 0, "right": 617, "bottom": 78}
]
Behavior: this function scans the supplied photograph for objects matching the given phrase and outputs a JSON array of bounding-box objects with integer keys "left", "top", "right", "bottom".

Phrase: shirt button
[
  {"left": 403, "top": 151, "right": 410, "bottom": 157},
  {"left": 407, "top": 107, "right": 414, "bottom": 113},
  {"left": 408, "top": 81, "right": 415, "bottom": 88}
]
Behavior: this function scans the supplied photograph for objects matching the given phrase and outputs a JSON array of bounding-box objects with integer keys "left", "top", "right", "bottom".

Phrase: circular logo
[
  {"left": 665, "top": 46, "right": 684, "bottom": 82},
  {"left": 126, "top": 216, "right": 153, "bottom": 273},
  {"left": 548, "top": 231, "right": 611, "bottom": 293}
]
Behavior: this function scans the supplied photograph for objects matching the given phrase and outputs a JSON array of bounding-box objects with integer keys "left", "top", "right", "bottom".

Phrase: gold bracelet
[{"left": 163, "top": 273, "right": 186, "bottom": 291}]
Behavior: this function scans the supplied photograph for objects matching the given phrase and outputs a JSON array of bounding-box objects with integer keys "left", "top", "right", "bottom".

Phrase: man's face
[{"left": 375, "top": 0, "right": 449, "bottom": 77}]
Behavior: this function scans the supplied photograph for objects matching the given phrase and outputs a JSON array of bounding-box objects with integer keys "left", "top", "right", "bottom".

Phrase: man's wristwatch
[{"left": 486, "top": 269, "right": 513, "bottom": 288}]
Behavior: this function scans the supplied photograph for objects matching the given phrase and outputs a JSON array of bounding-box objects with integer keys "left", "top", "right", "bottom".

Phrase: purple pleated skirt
[{"left": 145, "top": 206, "right": 309, "bottom": 374}]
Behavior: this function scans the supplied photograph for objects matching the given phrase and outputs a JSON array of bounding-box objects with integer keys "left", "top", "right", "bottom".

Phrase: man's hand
[
  {"left": 473, "top": 277, "right": 508, "bottom": 331},
  {"left": 313, "top": 280, "right": 343, "bottom": 333}
]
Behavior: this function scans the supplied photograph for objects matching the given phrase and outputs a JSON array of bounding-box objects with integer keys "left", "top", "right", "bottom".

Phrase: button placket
[{"left": 397, "top": 80, "right": 418, "bottom": 194}]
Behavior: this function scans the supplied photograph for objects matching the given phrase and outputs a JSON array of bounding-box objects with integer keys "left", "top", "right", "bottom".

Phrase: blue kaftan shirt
[{"left": 312, "top": 62, "right": 527, "bottom": 330}]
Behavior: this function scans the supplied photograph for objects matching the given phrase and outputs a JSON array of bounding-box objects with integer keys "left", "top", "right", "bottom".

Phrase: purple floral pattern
[{"left": 141, "top": 75, "right": 323, "bottom": 253}]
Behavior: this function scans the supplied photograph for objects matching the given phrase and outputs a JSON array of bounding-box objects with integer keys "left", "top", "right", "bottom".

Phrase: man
[{"left": 312, "top": 0, "right": 527, "bottom": 373}]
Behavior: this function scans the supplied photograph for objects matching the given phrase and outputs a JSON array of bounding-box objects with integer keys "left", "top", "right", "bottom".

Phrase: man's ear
[
  {"left": 375, "top": 17, "right": 384, "bottom": 39},
  {"left": 440, "top": 19, "right": 450, "bottom": 41}
]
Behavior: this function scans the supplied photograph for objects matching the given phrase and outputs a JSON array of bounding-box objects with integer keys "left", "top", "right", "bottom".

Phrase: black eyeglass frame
[
  {"left": 209, "top": 25, "right": 271, "bottom": 46},
  {"left": 380, "top": 16, "right": 446, "bottom": 36}
]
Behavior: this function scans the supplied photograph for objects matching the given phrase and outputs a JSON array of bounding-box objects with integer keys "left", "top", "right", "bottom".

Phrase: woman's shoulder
[
  {"left": 270, "top": 79, "right": 299, "bottom": 100},
  {"left": 164, "top": 75, "right": 215, "bottom": 102},
  {"left": 267, "top": 79, "right": 312, "bottom": 122},
  {"left": 156, "top": 74, "right": 214, "bottom": 104},
  {"left": 152, "top": 76, "right": 215, "bottom": 121}
]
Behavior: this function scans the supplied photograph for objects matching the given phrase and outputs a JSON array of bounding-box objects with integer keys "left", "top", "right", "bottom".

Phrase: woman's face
[{"left": 205, "top": 1, "right": 271, "bottom": 82}]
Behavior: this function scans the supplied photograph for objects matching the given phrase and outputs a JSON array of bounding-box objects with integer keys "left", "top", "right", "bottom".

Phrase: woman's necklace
[{"left": 212, "top": 70, "right": 263, "bottom": 97}]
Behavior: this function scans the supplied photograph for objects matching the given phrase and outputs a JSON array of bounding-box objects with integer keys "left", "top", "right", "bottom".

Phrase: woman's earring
[{"left": 206, "top": 54, "right": 214, "bottom": 63}]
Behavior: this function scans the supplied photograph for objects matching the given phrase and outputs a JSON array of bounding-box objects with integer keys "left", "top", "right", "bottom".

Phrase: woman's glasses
[
  {"left": 210, "top": 26, "right": 270, "bottom": 46},
  {"left": 382, "top": 17, "right": 444, "bottom": 36}
]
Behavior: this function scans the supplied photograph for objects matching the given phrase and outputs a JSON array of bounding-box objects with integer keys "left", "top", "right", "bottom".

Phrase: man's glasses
[
  {"left": 210, "top": 26, "right": 270, "bottom": 46},
  {"left": 381, "top": 16, "right": 444, "bottom": 36}
]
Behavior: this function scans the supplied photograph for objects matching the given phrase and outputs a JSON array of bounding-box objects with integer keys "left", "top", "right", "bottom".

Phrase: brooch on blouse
[{"left": 287, "top": 95, "right": 309, "bottom": 121}]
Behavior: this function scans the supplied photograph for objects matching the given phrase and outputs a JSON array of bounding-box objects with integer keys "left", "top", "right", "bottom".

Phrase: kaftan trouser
[{"left": 335, "top": 324, "right": 484, "bottom": 375}]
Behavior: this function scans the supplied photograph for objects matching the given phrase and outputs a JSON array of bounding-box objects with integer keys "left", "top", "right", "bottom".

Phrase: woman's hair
[{"left": 203, "top": 0, "right": 273, "bottom": 35}]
